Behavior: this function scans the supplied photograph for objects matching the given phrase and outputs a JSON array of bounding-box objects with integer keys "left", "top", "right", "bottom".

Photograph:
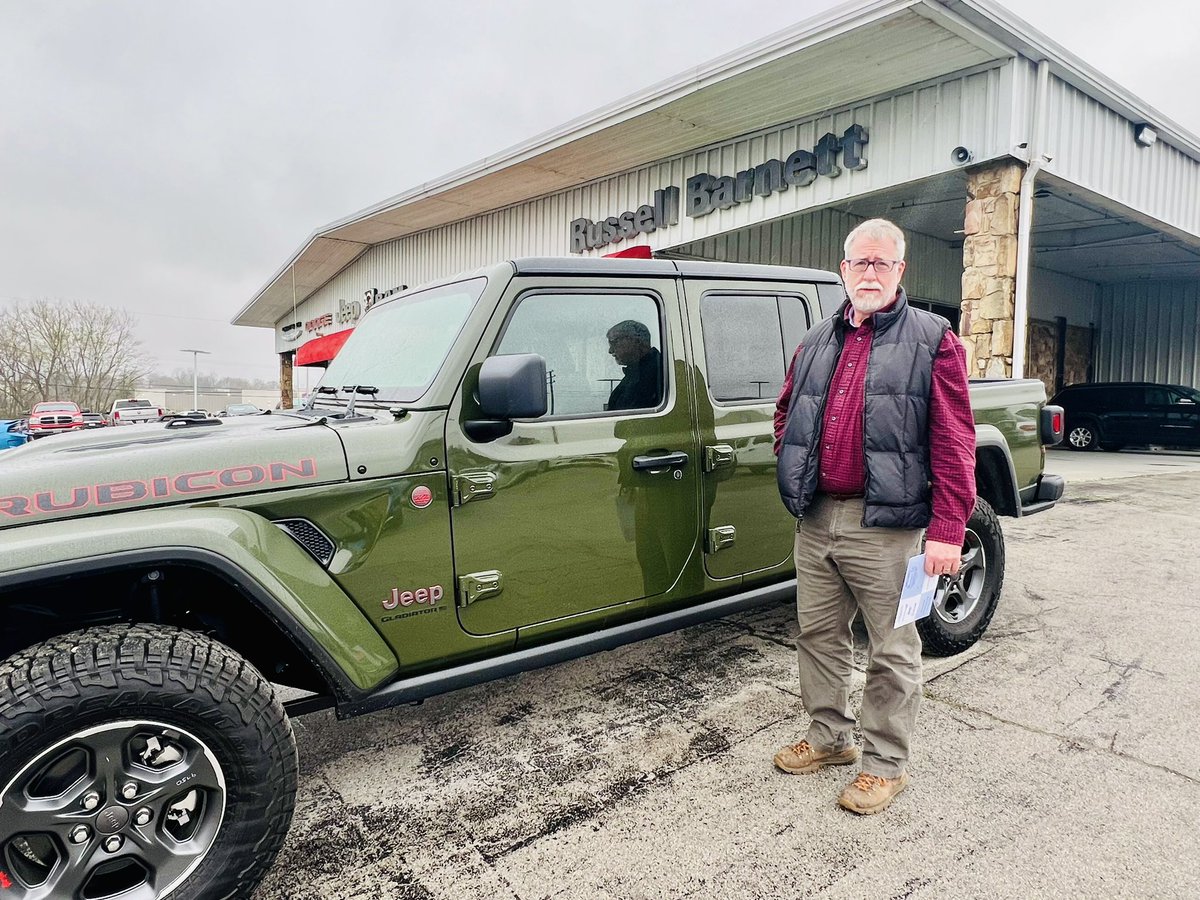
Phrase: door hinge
[
  {"left": 453, "top": 472, "right": 496, "bottom": 507},
  {"left": 704, "top": 444, "right": 735, "bottom": 472},
  {"left": 458, "top": 570, "right": 503, "bottom": 607},
  {"left": 706, "top": 525, "right": 737, "bottom": 553}
]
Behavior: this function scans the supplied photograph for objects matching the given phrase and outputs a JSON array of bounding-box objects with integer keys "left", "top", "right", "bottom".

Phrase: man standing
[
  {"left": 772, "top": 218, "right": 976, "bottom": 815},
  {"left": 606, "top": 320, "right": 663, "bottom": 411}
]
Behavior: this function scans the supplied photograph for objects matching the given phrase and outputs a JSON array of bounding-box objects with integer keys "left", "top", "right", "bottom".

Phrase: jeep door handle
[{"left": 631, "top": 451, "right": 689, "bottom": 471}]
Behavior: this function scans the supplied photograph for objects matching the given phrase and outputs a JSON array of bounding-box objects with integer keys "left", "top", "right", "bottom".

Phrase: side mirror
[
  {"left": 464, "top": 353, "right": 548, "bottom": 441},
  {"left": 478, "top": 353, "right": 548, "bottom": 420}
]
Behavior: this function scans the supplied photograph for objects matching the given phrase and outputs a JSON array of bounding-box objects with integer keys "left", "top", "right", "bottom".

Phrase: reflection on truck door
[
  {"left": 684, "top": 280, "right": 815, "bottom": 582},
  {"left": 445, "top": 279, "right": 700, "bottom": 637}
]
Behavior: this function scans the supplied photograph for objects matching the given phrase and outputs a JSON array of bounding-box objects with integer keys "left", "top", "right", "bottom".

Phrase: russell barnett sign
[{"left": 570, "top": 125, "right": 868, "bottom": 254}]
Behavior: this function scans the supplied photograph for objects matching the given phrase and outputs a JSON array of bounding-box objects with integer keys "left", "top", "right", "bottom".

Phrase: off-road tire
[
  {"left": 0, "top": 624, "right": 298, "bottom": 900},
  {"left": 917, "top": 497, "right": 1005, "bottom": 656}
]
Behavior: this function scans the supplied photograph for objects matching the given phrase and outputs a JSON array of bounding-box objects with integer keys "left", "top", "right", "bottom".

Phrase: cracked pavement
[{"left": 254, "top": 457, "right": 1200, "bottom": 900}]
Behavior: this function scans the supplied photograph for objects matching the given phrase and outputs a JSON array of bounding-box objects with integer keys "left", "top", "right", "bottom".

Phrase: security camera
[{"left": 951, "top": 146, "right": 974, "bottom": 166}]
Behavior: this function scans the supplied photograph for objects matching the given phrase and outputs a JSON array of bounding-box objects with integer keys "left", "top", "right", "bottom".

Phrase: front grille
[{"left": 273, "top": 519, "right": 335, "bottom": 567}]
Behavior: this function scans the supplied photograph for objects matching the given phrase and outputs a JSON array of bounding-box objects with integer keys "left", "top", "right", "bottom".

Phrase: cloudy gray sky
[{"left": 2, "top": 0, "right": 1197, "bottom": 383}]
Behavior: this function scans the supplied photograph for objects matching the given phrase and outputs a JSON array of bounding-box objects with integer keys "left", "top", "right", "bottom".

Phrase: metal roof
[{"left": 235, "top": 0, "right": 1200, "bottom": 328}]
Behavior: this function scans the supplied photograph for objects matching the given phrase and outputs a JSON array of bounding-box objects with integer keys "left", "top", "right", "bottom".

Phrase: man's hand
[{"left": 924, "top": 540, "right": 962, "bottom": 577}]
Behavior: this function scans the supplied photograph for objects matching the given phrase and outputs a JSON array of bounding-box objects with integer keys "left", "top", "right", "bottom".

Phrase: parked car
[
  {"left": 1051, "top": 381, "right": 1200, "bottom": 450},
  {"left": 80, "top": 410, "right": 108, "bottom": 429},
  {"left": 108, "top": 398, "right": 165, "bottom": 425},
  {"left": 0, "top": 420, "right": 28, "bottom": 450},
  {"left": 217, "top": 403, "right": 262, "bottom": 417},
  {"left": 26, "top": 401, "right": 83, "bottom": 438}
]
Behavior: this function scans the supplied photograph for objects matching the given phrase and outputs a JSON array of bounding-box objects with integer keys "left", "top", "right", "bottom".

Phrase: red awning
[
  {"left": 296, "top": 328, "right": 354, "bottom": 366},
  {"left": 603, "top": 245, "right": 652, "bottom": 259}
]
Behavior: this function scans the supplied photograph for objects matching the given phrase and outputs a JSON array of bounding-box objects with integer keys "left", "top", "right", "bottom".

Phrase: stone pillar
[
  {"left": 960, "top": 161, "right": 1023, "bottom": 378},
  {"left": 279, "top": 352, "right": 294, "bottom": 409}
]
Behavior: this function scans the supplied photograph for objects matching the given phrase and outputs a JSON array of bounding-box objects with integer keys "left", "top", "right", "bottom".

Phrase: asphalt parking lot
[{"left": 255, "top": 449, "right": 1200, "bottom": 900}]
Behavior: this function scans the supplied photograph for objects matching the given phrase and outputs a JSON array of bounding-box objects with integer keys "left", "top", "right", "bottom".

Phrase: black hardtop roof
[
  {"left": 1056, "top": 381, "right": 1195, "bottom": 393},
  {"left": 509, "top": 256, "right": 842, "bottom": 284},
  {"left": 1056, "top": 381, "right": 1198, "bottom": 392}
]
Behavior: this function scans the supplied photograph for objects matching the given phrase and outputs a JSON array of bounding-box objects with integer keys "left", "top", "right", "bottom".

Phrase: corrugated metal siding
[
  {"left": 668, "top": 206, "right": 962, "bottom": 306},
  {"left": 1095, "top": 281, "right": 1200, "bottom": 386},
  {"left": 281, "top": 66, "right": 1009, "bottom": 346},
  {"left": 1006, "top": 58, "right": 1035, "bottom": 156},
  {"left": 1045, "top": 76, "right": 1200, "bottom": 238}
]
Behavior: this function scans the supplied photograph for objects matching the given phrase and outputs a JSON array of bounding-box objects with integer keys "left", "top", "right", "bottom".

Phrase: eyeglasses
[{"left": 845, "top": 258, "right": 901, "bottom": 273}]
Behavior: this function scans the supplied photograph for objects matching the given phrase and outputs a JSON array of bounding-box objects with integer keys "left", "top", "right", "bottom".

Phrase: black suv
[{"left": 1051, "top": 381, "right": 1200, "bottom": 451}]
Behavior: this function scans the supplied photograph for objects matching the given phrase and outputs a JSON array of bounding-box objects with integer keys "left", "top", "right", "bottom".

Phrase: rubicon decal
[{"left": 0, "top": 458, "right": 318, "bottom": 518}]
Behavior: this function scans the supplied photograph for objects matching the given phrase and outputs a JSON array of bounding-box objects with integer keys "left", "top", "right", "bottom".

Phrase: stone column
[
  {"left": 279, "top": 352, "right": 294, "bottom": 409},
  {"left": 960, "top": 161, "right": 1023, "bottom": 378}
]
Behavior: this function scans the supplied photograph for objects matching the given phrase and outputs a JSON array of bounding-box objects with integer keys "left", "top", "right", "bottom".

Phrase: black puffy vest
[{"left": 777, "top": 289, "right": 950, "bottom": 527}]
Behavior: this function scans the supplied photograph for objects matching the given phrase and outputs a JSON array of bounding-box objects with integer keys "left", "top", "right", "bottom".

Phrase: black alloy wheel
[
  {"left": 917, "top": 497, "right": 1005, "bottom": 656},
  {"left": 0, "top": 625, "right": 298, "bottom": 900}
]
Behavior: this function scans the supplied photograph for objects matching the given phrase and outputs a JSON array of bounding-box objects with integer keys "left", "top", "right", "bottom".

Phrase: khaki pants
[{"left": 793, "top": 495, "right": 924, "bottom": 778}]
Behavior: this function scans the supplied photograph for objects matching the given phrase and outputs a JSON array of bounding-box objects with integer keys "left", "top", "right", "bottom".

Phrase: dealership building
[{"left": 234, "top": 0, "right": 1200, "bottom": 404}]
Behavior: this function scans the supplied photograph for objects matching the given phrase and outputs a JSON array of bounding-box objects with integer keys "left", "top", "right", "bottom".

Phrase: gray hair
[
  {"left": 607, "top": 319, "right": 651, "bottom": 345},
  {"left": 844, "top": 218, "right": 906, "bottom": 261}
]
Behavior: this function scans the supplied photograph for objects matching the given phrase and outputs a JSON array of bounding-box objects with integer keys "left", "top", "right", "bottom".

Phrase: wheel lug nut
[
  {"left": 134, "top": 807, "right": 153, "bottom": 826},
  {"left": 102, "top": 835, "right": 124, "bottom": 853},
  {"left": 69, "top": 825, "right": 90, "bottom": 844},
  {"left": 81, "top": 790, "right": 101, "bottom": 811},
  {"left": 120, "top": 781, "right": 139, "bottom": 800}
]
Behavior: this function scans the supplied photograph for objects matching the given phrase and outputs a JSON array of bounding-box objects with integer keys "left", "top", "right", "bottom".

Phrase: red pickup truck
[{"left": 26, "top": 401, "right": 84, "bottom": 438}]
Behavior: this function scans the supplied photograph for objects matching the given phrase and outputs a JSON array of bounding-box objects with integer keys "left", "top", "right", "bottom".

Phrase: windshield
[
  {"left": 317, "top": 277, "right": 485, "bottom": 403},
  {"left": 34, "top": 403, "right": 77, "bottom": 412}
]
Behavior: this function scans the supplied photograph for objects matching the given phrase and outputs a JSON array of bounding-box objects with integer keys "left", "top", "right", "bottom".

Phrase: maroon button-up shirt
[{"left": 774, "top": 304, "right": 976, "bottom": 545}]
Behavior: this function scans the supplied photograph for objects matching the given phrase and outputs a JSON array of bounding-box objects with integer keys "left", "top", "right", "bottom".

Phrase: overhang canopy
[{"left": 235, "top": 0, "right": 1200, "bottom": 329}]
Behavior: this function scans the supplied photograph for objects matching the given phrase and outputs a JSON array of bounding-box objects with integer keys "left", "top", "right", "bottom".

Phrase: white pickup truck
[{"left": 107, "top": 397, "right": 164, "bottom": 425}]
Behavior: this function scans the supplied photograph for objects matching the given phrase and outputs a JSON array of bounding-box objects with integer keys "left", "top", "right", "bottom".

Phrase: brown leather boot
[
  {"left": 837, "top": 771, "right": 910, "bottom": 814},
  {"left": 772, "top": 739, "right": 860, "bottom": 775}
]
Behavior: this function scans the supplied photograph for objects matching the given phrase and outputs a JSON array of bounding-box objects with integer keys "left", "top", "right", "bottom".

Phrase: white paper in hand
[{"left": 894, "top": 554, "right": 940, "bottom": 628}]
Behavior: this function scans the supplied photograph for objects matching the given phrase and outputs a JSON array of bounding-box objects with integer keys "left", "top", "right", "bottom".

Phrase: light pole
[{"left": 180, "top": 349, "right": 211, "bottom": 411}]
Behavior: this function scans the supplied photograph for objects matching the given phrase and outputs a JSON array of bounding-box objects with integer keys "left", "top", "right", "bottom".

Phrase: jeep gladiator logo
[
  {"left": 381, "top": 584, "right": 445, "bottom": 623},
  {"left": 0, "top": 458, "right": 319, "bottom": 519}
]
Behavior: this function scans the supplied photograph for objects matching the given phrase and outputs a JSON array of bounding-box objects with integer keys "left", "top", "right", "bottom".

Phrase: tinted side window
[
  {"left": 1107, "top": 387, "right": 1143, "bottom": 410},
  {"left": 1062, "top": 388, "right": 1100, "bottom": 411},
  {"left": 495, "top": 292, "right": 664, "bottom": 417},
  {"left": 700, "top": 293, "right": 810, "bottom": 403},
  {"left": 1145, "top": 386, "right": 1171, "bottom": 406},
  {"left": 779, "top": 293, "right": 814, "bottom": 356}
]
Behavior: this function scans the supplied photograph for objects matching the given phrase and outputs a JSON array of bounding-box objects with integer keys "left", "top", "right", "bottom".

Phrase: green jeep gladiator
[{"left": 0, "top": 258, "right": 1063, "bottom": 899}]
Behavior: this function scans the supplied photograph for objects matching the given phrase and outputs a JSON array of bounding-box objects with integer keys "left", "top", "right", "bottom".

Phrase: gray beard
[{"left": 850, "top": 292, "right": 892, "bottom": 316}]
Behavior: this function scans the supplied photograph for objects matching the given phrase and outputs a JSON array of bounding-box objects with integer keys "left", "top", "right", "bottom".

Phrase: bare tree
[
  {"left": 0, "top": 300, "right": 148, "bottom": 416},
  {"left": 147, "top": 368, "right": 278, "bottom": 391}
]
